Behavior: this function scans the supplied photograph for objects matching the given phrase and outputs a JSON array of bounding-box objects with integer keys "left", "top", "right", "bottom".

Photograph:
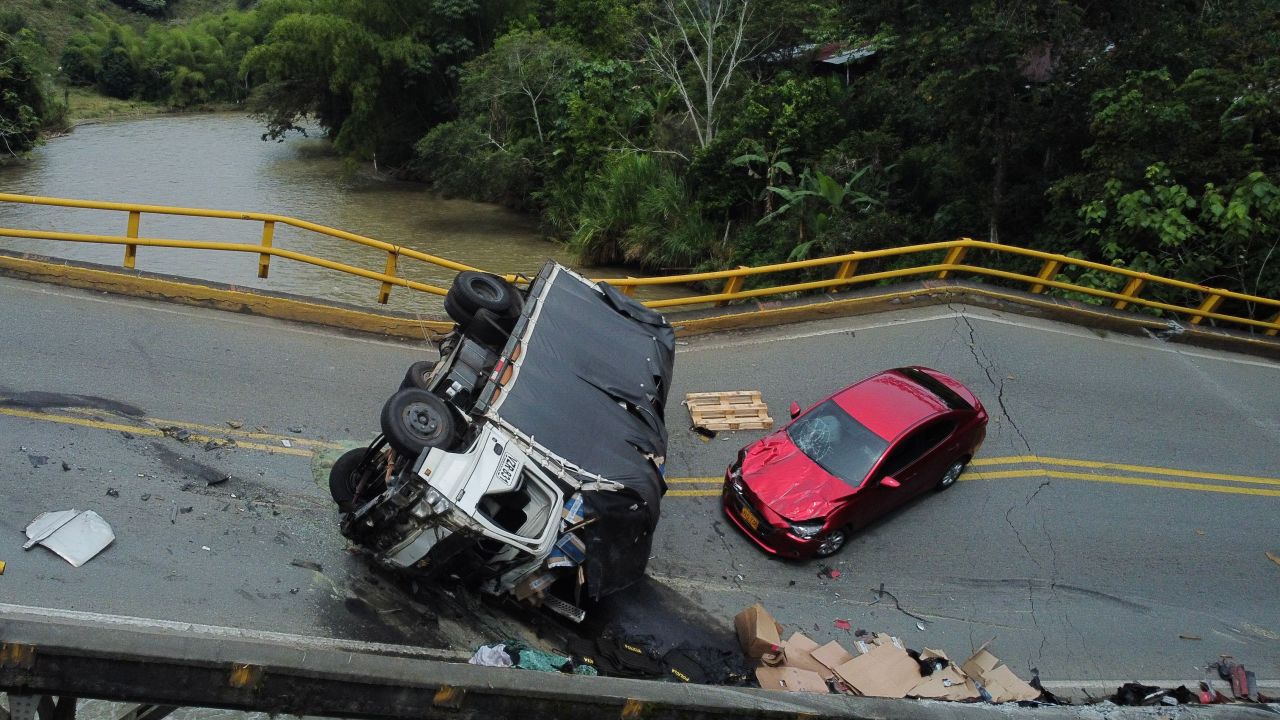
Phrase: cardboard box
[
  {"left": 961, "top": 648, "right": 1040, "bottom": 703},
  {"left": 755, "top": 666, "right": 830, "bottom": 694},
  {"left": 908, "top": 649, "right": 980, "bottom": 701},
  {"left": 811, "top": 641, "right": 855, "bottom": 674},
  {"left": 778, "top": 632, "right": 835, "bottom": 679},
  {"left": 734, "top": 604, "right": 782, "bottom": 658},
  {"left": 832, "top": 643, "right": 923, "bottom": 698}
]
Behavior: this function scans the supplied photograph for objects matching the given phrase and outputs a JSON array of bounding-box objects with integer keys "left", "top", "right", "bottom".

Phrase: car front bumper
[{"left": 720, "top": 472, "right": 821, "bottom": 560}]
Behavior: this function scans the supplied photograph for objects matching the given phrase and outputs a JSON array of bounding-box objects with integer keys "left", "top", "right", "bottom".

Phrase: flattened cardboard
[
  {"left": 734, "top": 604, "right": 782, "bottom": 658},
  {"left": 755, "top": 666, "right": 829, "bottom": 694},
  {"left": 811, "top": 641, "right": 854, "bottom": 673},
  {"left": 779, "top": 632, "right": 834, "bottom": 679},
  {"left": 909, "top": 667, "right": 981, "bottom": 702},
  {"left": 832, "top": 643, "right": 923, "bottom": 699},
  {"left": 961, "top": 648, "right": 1039, "bottom": 703}
]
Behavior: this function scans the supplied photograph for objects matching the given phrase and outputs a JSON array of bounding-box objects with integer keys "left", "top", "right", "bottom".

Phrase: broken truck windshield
[{"left": 786, "top": 400, "right": 888, "bottom": 489}]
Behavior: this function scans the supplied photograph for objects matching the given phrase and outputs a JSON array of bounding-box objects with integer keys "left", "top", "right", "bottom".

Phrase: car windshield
[{"left": 786, "top": 400, "right": 888, "bottom": 489}]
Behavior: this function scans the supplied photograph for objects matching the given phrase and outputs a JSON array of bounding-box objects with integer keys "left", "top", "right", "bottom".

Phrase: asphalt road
[{"left": 1, "top": 275, "right": 1277, "bottom": 690}]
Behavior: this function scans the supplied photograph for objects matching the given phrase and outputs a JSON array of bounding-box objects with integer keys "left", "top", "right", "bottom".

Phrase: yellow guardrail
[{"left": 2, "top": 193, "right": 1279, "bottom": 336}]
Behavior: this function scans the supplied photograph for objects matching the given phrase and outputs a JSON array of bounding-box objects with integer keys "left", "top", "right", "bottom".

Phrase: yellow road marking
[
  {"left": 0, "top": 406, "right": 314, "bottom": 457},
  {"left": 667, "top": 477, "right": 722, "bottom": 484},
  {"left": 965, "top": 469, "right": 1280, "bottom": 497},
  {"left": 974, "top": 455, "right": 1280, "bottom": 487},
  {"left": 51, "top": 406, "right": 342, "bottom": 450}
]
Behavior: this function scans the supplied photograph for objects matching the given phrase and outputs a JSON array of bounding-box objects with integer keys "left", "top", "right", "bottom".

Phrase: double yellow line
[
  {"left": 0, "top": 402, "right": 340, "bottom": 458},
  {"left": 665, "top": 455, "right": 1280, "bottom": 498},
  {"left": 5, "top": 401, "right": 1277, "bottom": 498}
]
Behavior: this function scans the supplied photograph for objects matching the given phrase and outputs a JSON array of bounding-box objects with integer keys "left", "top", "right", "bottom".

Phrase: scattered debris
[
  {"left": 288, "top": 426, "right": 303, "bottom": 433},
  {"left": 915, "top": 621, "right": 926, "bottom": 632},
  {"left": 203, "top": 438, "right": 236, "bottom": 451},
  {"left": 27, "top": 454, "right": 48, "bottom": 468},
  {"left": 121, "top": 431, "right": 135, "bottom": 440},
  {"left": 141, "top": 493, "right": 151, "bottom": 501},
  {"left": 23, "top": 510, "right": 115, "bottom": 567},
  {"left": 226, "top": 420, "right": 243, "bottom": 429},
  {"left": 160, "top": 426, "right": 192, "bottom": 442},
  {"left": 201, "top": 546, "right": 211, "bottom": 551},
  {"left": 685, "top": 390, "right": 773, "bottom": 431},
  {"left": 179, "top": 506, "right": 193, "bottom": 514},
  {"left": 290, "top": 559, "right": 323, "bottom": 572},
  {"left": 61, "top": 461, "right": 71, "bottom": 472},
  {"left": 470, "top": 644, "right": 515, "bottom": 668},
  {"left": 691, "top": 425, "right": 718, "bottom": 440},
  {"left": 1266, "top": 551, "right": 1280, "bottom": 568},
  {"left": 1180, "top": 634, "right": 1202, "bottom": 640},
  {"left": 281, "top": 439, "right": 292, "bottom": 448},
  {"left": 834, "top": 619, "right": 852, "bottom": 631},
  {"left": 288, "top": 587, "right": 299, "bottom": 594},
  {"left": 206, "top": 474, "right": 231, "bottom": 487},
  {"left": 105, "top": 488, "right": 119, "bottom": 498},
  {"left": 0, "top": 560, "right": 6, "bottom": 575},
  {"left": 169, "top": 504, "right": 178, "bottom": 524},
  {"left": 818, "top": 565, "right": 841, "bottom": 580}
]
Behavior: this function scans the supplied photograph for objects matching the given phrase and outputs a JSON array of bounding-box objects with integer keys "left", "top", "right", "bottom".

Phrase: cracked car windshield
[{"left": 785, "top": 400, "right": 889, "bottom": 488}]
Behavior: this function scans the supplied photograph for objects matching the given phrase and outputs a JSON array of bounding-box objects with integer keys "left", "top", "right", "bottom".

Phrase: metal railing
[{"left": 2, "top": 193, "right": 1278, "bottom": 336}]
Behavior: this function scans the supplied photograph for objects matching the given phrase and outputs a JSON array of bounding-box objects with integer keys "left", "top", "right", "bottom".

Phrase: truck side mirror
[{"left": 788, "top": 401, "right": 801, "bottom": 419}]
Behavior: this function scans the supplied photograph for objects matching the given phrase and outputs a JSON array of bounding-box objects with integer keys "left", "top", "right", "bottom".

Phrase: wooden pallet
[{"left": 685, "top": 390, "right": 773, "bottom": 431}]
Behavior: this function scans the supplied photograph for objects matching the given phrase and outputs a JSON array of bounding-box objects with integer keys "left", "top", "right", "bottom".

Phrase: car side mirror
[
  {"left": 788, "top": 401, "right": 801, "bottom": 419},
  {"left": 880, "top": 476, "right": 902, "bottom": 489}
]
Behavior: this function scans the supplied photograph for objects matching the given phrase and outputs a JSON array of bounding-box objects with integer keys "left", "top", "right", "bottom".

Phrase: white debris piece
[{"left": 23, "top": 510, "right": 115, "bottom": 567}]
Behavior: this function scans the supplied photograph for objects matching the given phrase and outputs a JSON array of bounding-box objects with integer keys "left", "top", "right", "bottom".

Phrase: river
[{"left": 0, "top": 113, "right": 660, "bottom": 313}]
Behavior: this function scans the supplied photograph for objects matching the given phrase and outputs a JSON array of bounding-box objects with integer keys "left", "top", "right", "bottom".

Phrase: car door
[{"left": 871, "top": 419, "right": 958, "bottom": 510}]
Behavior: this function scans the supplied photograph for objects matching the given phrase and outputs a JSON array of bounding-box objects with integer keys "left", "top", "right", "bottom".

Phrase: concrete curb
[{"left": 0, "top": 604, "right": 1275, "bottom": 719}]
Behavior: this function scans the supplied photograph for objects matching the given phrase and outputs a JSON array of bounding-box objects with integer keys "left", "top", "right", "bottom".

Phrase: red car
[{"left": 722, "top": 367, "right": 987, "bottom": 559}]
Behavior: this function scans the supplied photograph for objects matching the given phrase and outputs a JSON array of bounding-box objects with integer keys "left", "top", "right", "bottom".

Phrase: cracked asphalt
[{"left": 1, "top": 275, "right": 1278, "bottom": 689}]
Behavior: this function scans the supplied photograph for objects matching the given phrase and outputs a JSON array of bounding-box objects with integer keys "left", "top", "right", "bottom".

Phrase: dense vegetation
[
  {"left": 0, "top": 12, "right": 66, "bottom": 156},
  {"left": 4, "top": 0, "right": 1279, "bottom": 309}
]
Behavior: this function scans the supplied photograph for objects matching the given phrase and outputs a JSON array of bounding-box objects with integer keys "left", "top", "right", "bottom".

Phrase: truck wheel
[
  {"left": 400, "top": 360, "right": 436, "bottom": 390},
  {"left": 450, "top": 271, "right": 520, "bottom": 318},
  {"left": 381, "top": 388, "right": 456, "bottom": 457},
  {"left": 443, "top": 293, "right": 473, "bottom": 327},
  {"left": 329, "top": 448, "right": 371, "bottom": 511}
]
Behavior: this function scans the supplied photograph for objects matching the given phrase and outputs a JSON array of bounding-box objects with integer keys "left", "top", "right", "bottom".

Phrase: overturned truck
[{"left": 329, "top": 262, "right": 675, "bottom": 620}]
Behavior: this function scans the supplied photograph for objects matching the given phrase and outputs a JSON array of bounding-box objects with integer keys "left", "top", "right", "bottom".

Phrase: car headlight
[{"left": 790, "top": 521, "right": 825, "bottom": 538}]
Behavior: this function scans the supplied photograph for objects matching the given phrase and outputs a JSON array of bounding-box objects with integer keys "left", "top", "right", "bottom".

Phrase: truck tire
[
  {"left": 381, "top": 388, "right": 456, "bottom": 457},
  {"left": 443, "top": 292, "right": 473, "bottom": 327},
  {"left": 329, "top": 447, "right": 372, "bottom": 511},
  {"left": 449, "top": 271, "right": 520, "bottom": 318},
  {"left": 400, "top": 360, "right": 436, "bottom": 390}
]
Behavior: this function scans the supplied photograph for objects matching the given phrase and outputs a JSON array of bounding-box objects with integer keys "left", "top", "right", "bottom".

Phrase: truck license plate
[{"left": 739, "top": 505, "right": 760, "bottom": 531}]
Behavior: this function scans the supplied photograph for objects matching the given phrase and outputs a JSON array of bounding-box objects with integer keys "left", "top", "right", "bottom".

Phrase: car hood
[{"left": 741, "top": 432, "right": 853, "bottom": 521}]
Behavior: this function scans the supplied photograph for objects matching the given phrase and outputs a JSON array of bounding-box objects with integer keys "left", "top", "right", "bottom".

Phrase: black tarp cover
[{"left": 488, "top": 263, "right": 675, "bottom": 598}]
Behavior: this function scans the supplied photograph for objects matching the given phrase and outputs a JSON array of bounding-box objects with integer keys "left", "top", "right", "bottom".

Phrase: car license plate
[{"left": 739, "top": 505, "right": 760, "bottom": 531}]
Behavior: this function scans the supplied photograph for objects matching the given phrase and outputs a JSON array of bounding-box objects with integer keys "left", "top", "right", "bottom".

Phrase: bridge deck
[{"left": 1, "top": 273, "right": 1278, "bottom": 695}]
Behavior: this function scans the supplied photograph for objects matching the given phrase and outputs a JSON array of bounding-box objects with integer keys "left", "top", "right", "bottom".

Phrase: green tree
[{"left": 1, "top": 24, "right": 63, "bottom": 158}]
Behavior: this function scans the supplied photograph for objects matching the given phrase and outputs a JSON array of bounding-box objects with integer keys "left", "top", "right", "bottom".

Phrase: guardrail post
[
  {"left": 1190, "top": 292, "right": 1223, "bottom": 325},
  {"left": 378, "top": 249, "right": 399, "bottom": 304},
  {"left": 1266, "top": 311, "right": 1280, "bottom": 337},
  {"left": 937, "top": 245, "right": 967, "bottom": 279},
  {"left": 716, "top": 267, "right": 749, "bottom": 307},
  {"left": 1113, "top": 277, "right": 1146, "bottom": 310},
  {"left": 620, "top": 277, "right": 637, "bottom": 297},
  {"left": 257, "top": 221, "right": 274, "bottom": 279},
  {"left": 832, "top": 258, "right": 859, "bottom": 288},
  {"left": 124, "top": 211, "right": 140, "bottom": 269},
  {"left": 1028, "top": 259, "right": 1061, "bottom": 294}
]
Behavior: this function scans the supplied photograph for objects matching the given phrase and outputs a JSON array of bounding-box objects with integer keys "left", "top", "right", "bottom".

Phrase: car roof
[{"left": 830, "top": 369, "right": 952, "bottom": 441}]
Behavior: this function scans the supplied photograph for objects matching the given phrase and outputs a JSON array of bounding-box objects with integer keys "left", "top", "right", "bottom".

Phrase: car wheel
[
  {"left": 380, "top": 388, "right": 456, "bottom": 457},
  {"left": 813, "top": 527, "right": 848, "bottom": 558},
  {"left": 399, "top": 360, "right": 436, "bottom": 390},
  {"left": 329, "top": 448, "right": 371, "bottom": 510},
  {"left": 937, "top": 459, "right": 967, "bottom": 491},
  {"left": 449, "top": 271, "right": 520, "bottom": 318}
]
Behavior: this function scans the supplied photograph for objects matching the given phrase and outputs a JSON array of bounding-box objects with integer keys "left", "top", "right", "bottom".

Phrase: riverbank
[{"left": 63, "top": 88, "right": 239, "bottom": 125}]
